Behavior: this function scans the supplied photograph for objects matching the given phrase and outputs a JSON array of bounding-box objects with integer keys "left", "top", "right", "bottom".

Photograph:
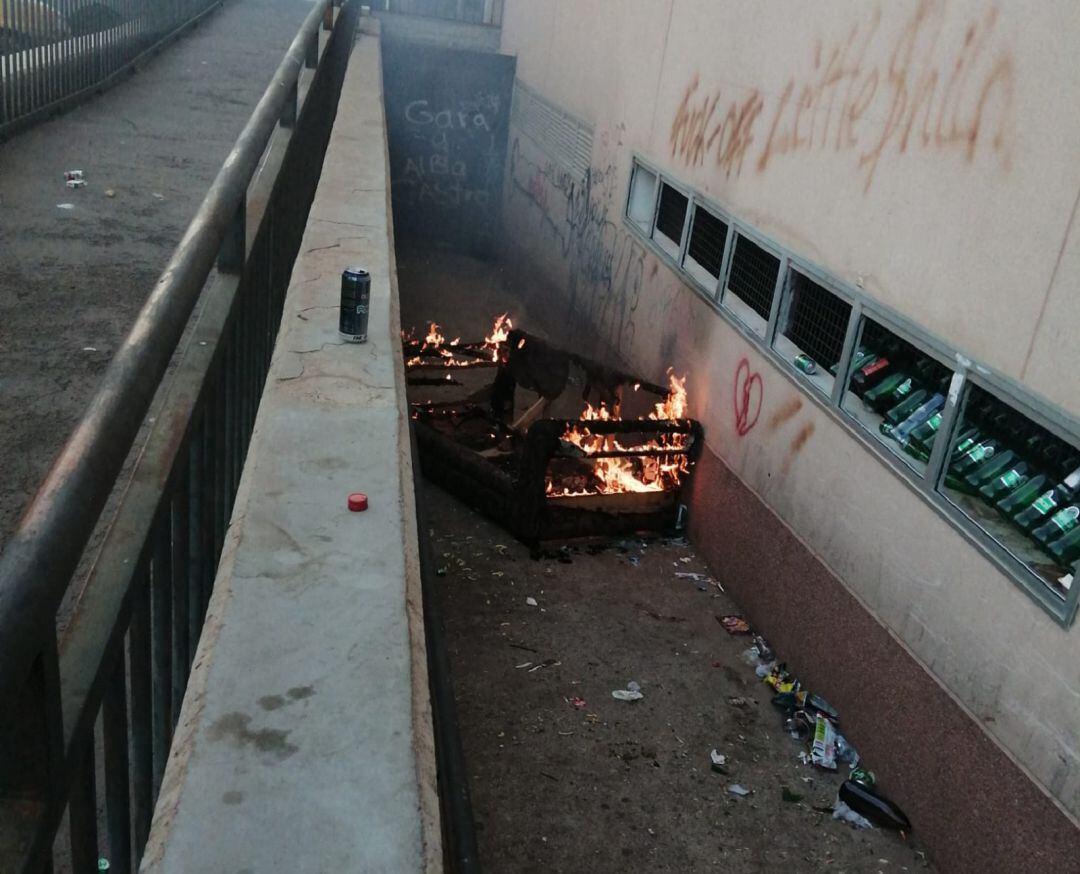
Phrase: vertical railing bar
[
  {"left": 150, "top": 506, "right": 173, "bottom": 796},
  {"left": 128, "top": 565, "right": 153, "bottom": 859},
  {"left": 171, "top": 460, "right": 190, "bottom": 721},
  {"left": 188, "top": 414, "right": 207, "bottom": 653},
  {"left": 29, "top": 0, "right": 40, "bottom": 114},
  {"left": 102, "top": 659, "right": 132, "bottom": 874},
  {"left": 210, "top": 374, "right": 226, "bottom": 599},
  {"left": 67, "top": 739, "right": 99, "bottom": 873},
  {"left": 221, "top": 337, "right": 235, "bottom": 523}
]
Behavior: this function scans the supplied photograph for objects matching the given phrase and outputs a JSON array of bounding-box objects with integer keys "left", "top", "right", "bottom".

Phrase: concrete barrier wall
[{"left": 141, "top": 24, "right": 441, "bottom": 873}]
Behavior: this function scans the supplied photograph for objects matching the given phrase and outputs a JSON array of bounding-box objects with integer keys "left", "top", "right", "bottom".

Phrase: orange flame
[
  {"left": 482, "top": 313, "right": 513, "bottom": 362},
  {"left": 548, "top": 370, "right": 691, "bottom": 497}
]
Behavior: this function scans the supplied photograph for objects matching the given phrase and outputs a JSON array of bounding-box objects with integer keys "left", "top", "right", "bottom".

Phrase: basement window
[
  {"left": 938, "top": 385, "right": 1080, "bottom": 601},
  {"left": 683, "top": 203, "right": 729, "bottom": 295},
  {"left": 626, "top": 162, "right": 658, "bottom": 233},
  {"left": 723, "top": 233, "right": 779, "bottom": 337},
  {"left": 652, "top": 182, "right": 689, "bottom": 259},
  {"left": 774, "top": 270, "right": 852, "bottom": 396},
  {"left": 840, "top": 317, "right": 954, "bottom": 475}
]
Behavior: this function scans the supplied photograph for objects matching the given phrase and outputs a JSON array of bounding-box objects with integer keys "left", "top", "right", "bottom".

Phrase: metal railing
[
  {"left": 0, "top": 0, "right": 359, "bottom": 869},
  {"left": 382, "top": 0, "right": 502, "bottom": 26},
  {"left": 0, "top": 0, "right": 224, "bottom": 140}
]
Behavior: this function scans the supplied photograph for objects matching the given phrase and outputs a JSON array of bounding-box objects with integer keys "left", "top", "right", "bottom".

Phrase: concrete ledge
[{"left": 142, "top": 29, "right": 441, "bottom": 873}]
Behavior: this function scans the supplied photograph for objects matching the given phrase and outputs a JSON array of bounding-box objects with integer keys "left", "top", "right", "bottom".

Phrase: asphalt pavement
[{"left": 0, "top": 0, "right": 315, "bottom": 548}]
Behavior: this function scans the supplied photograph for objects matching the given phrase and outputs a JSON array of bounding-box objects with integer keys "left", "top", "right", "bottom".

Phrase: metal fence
[
  {"left": 383, "top": 0, "right": 502, "bottom": 26},
  {"left": 0, "top": 0, "right": 359, "bottom": 870},
  {"left": 0, "top": 0, "right": 225, "bottom": 140}
]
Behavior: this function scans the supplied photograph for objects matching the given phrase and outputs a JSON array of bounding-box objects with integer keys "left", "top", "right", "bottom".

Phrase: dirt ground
[
  {"left": 427, "top": 485, "right": 934, "bottom": 874},
  {"left": 400, "top": 247, "right": 936, "bottom": 873}
]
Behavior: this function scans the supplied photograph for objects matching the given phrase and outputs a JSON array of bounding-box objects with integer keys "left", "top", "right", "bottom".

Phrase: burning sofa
[{"left": 403, "top": 316, "right": 703, "bottom": 548}]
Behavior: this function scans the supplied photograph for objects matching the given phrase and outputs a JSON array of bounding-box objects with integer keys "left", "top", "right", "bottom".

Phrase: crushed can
[{"left": 339, "top": 267, "right": 370, "bottom": 343}]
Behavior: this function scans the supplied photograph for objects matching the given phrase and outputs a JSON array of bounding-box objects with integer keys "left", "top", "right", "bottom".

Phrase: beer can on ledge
[{"left": 339, "top": 267, "right": 370, "bottom": 342}]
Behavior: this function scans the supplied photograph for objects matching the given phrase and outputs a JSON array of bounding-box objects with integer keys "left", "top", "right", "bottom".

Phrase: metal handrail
[
  {"left": 0, "top": 1, "right": 359, "bottom": 869},
  {"left": 0, "top": 0, "right": 330, "bottom": 708},
  {"left": 1, "top": 0, "right": 224, "bottom": 141}
]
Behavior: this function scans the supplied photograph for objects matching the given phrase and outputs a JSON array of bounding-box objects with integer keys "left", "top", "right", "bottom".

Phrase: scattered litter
[
  {"left": 781, "top": 786, "right": 804, "bottom": 803},
  {"left": 850, "top": 767, "right": 876, "bottom": 787},
  {"left": 525, "top": 597, "right": 538, "bottom": 607},
  {"left": 97, "top": 859, "right": 110, "bottom": 872},
  {"left": 832, "top": 799, "right": 874, "bottom": 829},
  {"left": 797, "top": 751, "right": 812, "bottom": 765},
  {"left": 836, "top": 734, "right": 859, "bottom": 767},
  {"left": 628, "top": 555, "right": 641, "bottom": 567},
  {"left": 727, "top": 784, "right": 752, "bottom": 797},
  {"left": 727, "top": 696, "right": 749, "bottom": 708},
  {"left": 612, "top": 689, "right": 644, "bottom": 702},
  {"left": 811, "top": 715, "right": 838, "bottom": 770},
  {"left": 751, "top": 634, "right": 775, "bottom": 661},
  {"left": 493, "top": 543, "right": 508, "bottom": 555},
  {"left": 104, "top": 189, "right": 115, "bottom": 198},
  {"left": 839, "top": 780, "right": 910, "bottom": 830},
  {"left": 152, "top": 192, "right": 165, "bottom": 200},
  {"left": 627, "top": 680, "right": 641, "bottom": 693},
  {"left": 718, "top": 615, "right": 751, "bottom": 634},
  {"left": 56, "top": 203, "right": 75, "bottom": 210},
  {"left": 515, "top": 662, "right": 532, "bottom": 669},
  {"left": 82, "top": 346, "right": 97, "bottom": 352},
  {"left": 569, "top": 696, "right": 587, "bottom": 710},
  {"left": 491, "top": 571, "right": 504, "bottom": 578},
  {"left": 709, "top": 749, "right": 728, "bottom": 774},
  {"left": 64, "top": 170, "right": 84, "bottom": 182},
  {"left": 436, "top": 566, "right": 447, "bottom": 576},
  {"left": 527, "top": 658, "right": 559, "bottom": 673},
  {"left": 754, "top": 662, "right": 773, "bottom": 678},
  {"left": 679, "top": 556, "right": 693, "bottom": 564}
]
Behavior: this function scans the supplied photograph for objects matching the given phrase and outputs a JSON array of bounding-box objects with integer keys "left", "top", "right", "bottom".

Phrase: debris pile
[{"left": 734, "top": 625, "right": 914, "bottom": 834}]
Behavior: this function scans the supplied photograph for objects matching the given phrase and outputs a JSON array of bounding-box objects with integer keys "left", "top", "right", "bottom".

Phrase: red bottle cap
[{"left": 347, "top": 492, "right": 368, "bottom": 512}]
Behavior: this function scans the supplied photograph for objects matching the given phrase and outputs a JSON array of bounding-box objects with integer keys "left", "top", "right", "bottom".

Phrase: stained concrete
[{"left": 141, "top": 25, "right": 441, "bottom": 873}]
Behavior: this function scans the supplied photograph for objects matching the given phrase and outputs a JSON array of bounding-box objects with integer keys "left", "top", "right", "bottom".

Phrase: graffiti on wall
[
  {"left": 669, "top": 1, "right": 1014, "bottom": 192},
  {"left": 395, "top": 91, "right": 504, "bottom": 210},
  {"left": 509, "top": 136, "right": 646, "bottom": 354},
  {"left": 733, "top": 358, "right": 763, "bottom": 436}
]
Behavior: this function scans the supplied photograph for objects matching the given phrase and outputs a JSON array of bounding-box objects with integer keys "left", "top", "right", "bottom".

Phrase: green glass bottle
[
  {"left": 864, "top": 374, "right": 913, "bottom": 414},
  {"left": 949, "top": 428, "right": 981, "bottom": 461},
  {"left": 1047, "top": 527, "right": 1080, "bottom": 568},
  {"left": 950, "top": 439, "right": 999, "bottom": 477},
  {"left": 962, "top": 450, "right": 1019, "bottom": 493},
  {"left": 836, "top": 348, "right": 875, "bottom": 378},
  {"left": 996, "top": 474, "right": 1050, "bottom": 518},
  {"left": 1032, "top": 505, "right": 1080, "bottom": 550},
  {"left": 1014, "top": 487, "right": 1066, "bottom": 532},
  {"left": 978, "top": 462, "right": 1030, "bottom": 503}
]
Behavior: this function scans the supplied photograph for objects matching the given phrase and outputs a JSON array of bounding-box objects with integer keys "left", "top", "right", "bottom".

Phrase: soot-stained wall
[{"left": 382, "top": 40, "right": 515, "bottom": 257}]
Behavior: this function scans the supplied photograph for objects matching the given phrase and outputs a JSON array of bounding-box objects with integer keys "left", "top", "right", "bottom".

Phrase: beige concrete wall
[{"left": 500, "top": 0, "right": 1080, "bottom": 819}]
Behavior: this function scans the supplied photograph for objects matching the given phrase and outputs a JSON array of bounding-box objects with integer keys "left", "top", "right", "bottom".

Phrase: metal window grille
[
  {"left": 654, "top": 183, "right": 687, "bottom": 245},
  {"left": 728, "top": 234, "right": 779, "bottom": 321},
  {"left": 856, "top": 320, "right": 952, "bottom": 387},
  {"left": 510, "top": 78, "right": 593, "bottom": 182},
  {"left": 686, "top": 206, "right": 728, "bottom": 279},
  {"left": 784, "top": 272, "right": 852, "bottom": 370}
]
